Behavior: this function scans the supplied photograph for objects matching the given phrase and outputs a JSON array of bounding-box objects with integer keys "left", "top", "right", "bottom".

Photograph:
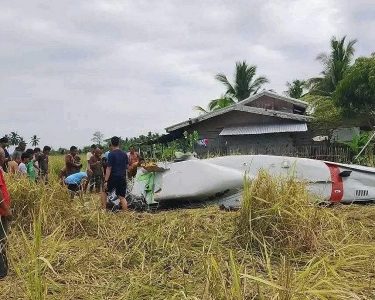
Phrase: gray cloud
[{"left": 0, "top": 0, "right": 374, "bottom": 148}]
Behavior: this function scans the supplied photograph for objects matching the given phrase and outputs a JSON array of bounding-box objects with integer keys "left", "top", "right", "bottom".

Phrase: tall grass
[
  {"left": 1, "top": 158, "right": 375, "bottom": 299},
  {"left": 236, "top": 170, "right": 328, "bottom": 254}
]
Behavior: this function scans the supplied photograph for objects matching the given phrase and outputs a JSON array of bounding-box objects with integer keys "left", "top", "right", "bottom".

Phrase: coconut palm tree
[
  {"left": 216, "top": 61, "right": 269, "bottom": 101},
  {"left": 194, "top": 61, "right": 268, "bottom": 113},
  {"left": 9, "top": 132, "right": 20, "bottom": 146},
  {"left": 308, "top": 36, "right": 357, "bottom": 96},
  {"left": 284, "top": 80, "right": 307, "bottom": 99},
  {"left": 30, "top": 135, "right": 40, "bottom": 147},
  {"left": 194, "top": 96, "right": 236, "bottom": 114}
]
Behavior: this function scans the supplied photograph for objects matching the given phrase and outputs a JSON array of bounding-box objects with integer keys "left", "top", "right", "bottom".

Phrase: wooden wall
[
  {"left": 246, "top": 95, "right": 294, "bottom": 113},
  {"left": 179, "top": 110, "right": 311, "bottom": 154}
]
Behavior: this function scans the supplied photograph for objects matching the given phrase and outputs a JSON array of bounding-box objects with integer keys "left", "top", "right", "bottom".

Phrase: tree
[
  {"left": 334, "top": 56, "right": 375, "bottom": 122},
  {"left": 309, "top": 36, "right": 357, "bottom": 96},
  {"left": 216, "top": 61, "right": 269, "bottom": 101},
  {"left": 194, "top": 96, "right": 236, "bottom": 114},
  {"left": 9, "top": 132, "right": 20, "bottom": 146},
  {"left": 343, "top": 132, "right": 371, "bottom": 156},
  {"left": 30, "top": 135, "right": 40, "bottom": 147},
  {"left": 303, "top": 94, "right": 342, "bottom": 131},
  {"left": 91, "top": 131, "right": 104, "bottom": 145},
  {"left": 194, "top": 61, "right": 268, "bottom": 113},
  {"left": 284, "top": 80, "right": 306, "bottom": 98},
  {"left": 18, "top": 136, "right": 25, "bottom": 145}
]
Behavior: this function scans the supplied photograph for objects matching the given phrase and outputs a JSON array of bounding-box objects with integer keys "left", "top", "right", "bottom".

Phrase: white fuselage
[{"left": 131, "top": 155, "right": 375, "bottom": 204}]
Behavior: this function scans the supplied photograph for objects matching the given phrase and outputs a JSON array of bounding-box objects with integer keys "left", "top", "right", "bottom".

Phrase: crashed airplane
[{"left": 128, "top": 155, "right": 375, "bottom": 210}]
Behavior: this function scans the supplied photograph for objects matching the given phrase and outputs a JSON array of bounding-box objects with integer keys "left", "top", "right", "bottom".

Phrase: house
[{"left": 163, "top": 91, "right": 314, "bottom": 155}]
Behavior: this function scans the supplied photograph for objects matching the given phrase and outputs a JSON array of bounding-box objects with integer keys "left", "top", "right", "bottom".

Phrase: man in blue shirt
[{"left": 102, "top": 136, "right": 128, "bottom": 211}]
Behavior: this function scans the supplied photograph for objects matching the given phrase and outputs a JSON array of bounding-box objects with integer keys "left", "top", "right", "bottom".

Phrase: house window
[{"left": 293, "top": 105, "right": 305, "bottom": 115}]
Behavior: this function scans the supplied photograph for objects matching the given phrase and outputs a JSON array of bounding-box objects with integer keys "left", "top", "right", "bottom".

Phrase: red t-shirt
[{"left": 0, "top": 170, "right": 11, "bottom": 216}]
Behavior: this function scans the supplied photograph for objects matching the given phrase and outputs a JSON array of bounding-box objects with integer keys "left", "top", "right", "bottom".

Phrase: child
[
  {"left": 18, "top": 153, "right": 29, "bottom": 175},
  {"left": 26, "top": 155, "right": 37, "bottom": 182},
  {"left": 25, "top": 149, "right": 37, "bottom": 181}
]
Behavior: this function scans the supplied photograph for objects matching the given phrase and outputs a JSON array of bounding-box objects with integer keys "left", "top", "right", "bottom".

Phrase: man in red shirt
[{"left": 0, "top": 147, "right": 11, "bottom": 279}]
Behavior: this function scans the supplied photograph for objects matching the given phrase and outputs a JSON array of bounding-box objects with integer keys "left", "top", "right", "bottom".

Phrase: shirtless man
[
  {"left": 65, "top": 146, "right": 82, "bottom": 176},
  {"left": 88, "top": 148, "right": 103, "bottom": 193},
  {"left": 7, "top": 154, "right": 21, "bottom": 175},
  {"left": 127, "top": 146, "right": 140, "bottom": 179}
]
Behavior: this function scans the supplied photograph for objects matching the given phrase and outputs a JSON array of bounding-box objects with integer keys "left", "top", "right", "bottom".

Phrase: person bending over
[{"left": 64, "top": 171, "right": 88, "bottom": 199}]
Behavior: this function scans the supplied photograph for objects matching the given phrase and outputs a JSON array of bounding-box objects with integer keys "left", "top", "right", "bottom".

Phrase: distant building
[{"left": 164, "top": 91, "right": 314, "bottom": 155}]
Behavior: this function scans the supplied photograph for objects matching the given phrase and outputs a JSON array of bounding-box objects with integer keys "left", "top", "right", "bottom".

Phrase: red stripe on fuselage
[{"left": 325, "top": 163, "right": 344, "bottom": 202}]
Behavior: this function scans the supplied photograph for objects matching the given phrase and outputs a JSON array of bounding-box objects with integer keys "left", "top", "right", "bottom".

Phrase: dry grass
[
  {"left": 236, "top": 170, "right": 330, "bottom": 254},
  {"left": 1, "top": 157, "right": 375, "bottom": 299}
]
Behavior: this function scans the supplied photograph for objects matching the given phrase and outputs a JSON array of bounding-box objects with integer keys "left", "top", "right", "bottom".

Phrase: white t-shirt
[
  {"left": 86, "top": 152, "right": 93, "bottom": 161},
  {"left": 19, "top": 163, "right": 27, "bottom": 174},
  {"left": 86, "top": 152, "right": 94, "bottom": 172}
]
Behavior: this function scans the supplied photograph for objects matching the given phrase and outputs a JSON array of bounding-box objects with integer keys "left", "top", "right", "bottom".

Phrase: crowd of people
[
  {"left": 0, "top": 137, "right": 51, "bottom": 182},
  {"left": 0, "top": 135, "right": 141, "bottom": 279}
]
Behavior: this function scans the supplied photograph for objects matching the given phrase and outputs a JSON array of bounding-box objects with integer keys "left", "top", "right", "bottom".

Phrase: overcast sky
[{"left": 0, "top": 0, "right": 374, "bottom": 149}]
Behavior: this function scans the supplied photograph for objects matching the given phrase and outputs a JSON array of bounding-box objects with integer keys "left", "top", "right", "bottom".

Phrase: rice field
[{"left": 1, "top": 156, "right": 375, "bottom": 299}]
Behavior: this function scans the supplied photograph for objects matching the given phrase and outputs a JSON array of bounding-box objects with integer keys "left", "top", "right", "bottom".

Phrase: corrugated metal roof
[{"left": 219, "top": 123, "right": 308, "bottom": 136}]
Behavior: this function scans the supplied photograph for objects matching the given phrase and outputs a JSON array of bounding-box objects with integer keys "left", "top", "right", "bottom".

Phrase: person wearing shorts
[
  {"left": 102, "top": 136, "right": 128, "bottom": 211},
  {"left": 64, "top": 172, "right": 88, "bottom": 198}
]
